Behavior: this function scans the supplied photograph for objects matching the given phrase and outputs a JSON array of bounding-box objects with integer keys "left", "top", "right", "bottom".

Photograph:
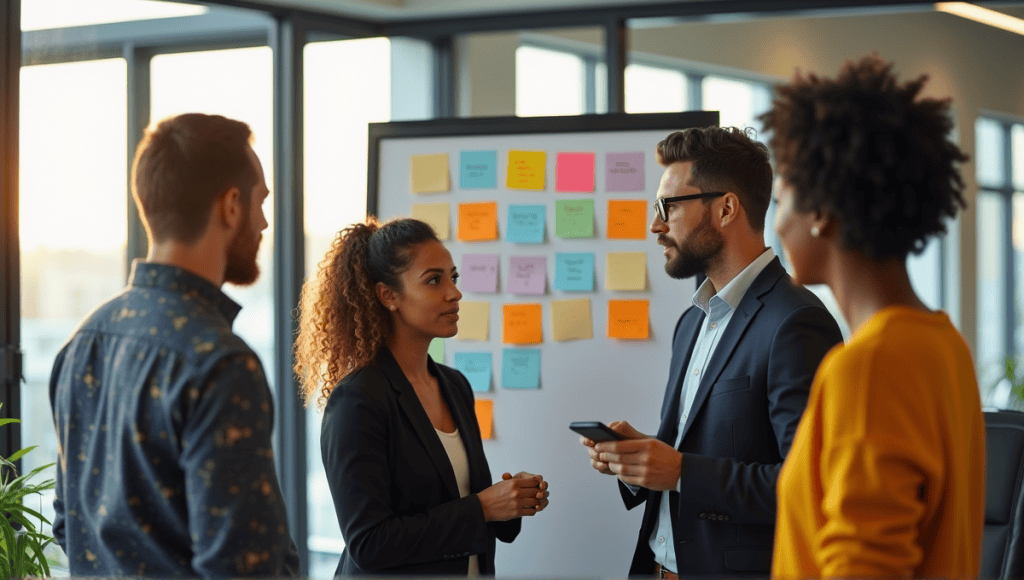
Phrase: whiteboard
[{"left": 369, "top": 112, "right": 717, "bottom": 578}]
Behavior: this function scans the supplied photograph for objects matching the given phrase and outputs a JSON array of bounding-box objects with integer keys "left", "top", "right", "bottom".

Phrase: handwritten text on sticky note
[
  {"left": 554, "top": 252, "right": 595, "bottom": 291},
  {"left": 608, "top": 299, "right": 650, "bottom": 339},
  {"left": 460, "top": 150, "right": 497, "bottom": 189},
  {"left": 458, "top": 202, "right": 498, "bottom": 241},
  {"left": 507, "top": 256, "right": 547, "bottom": 295},
  {"left": 607, "top": 200, "right": 648, "bottom": 240},
  {"left": 502, "top": 303, "right": 543, "bottom": 344},
  {"left": 461, "top": 254, "right": 499, "bottom": 293},
  {"left": 555, "top": 199, "right": 594, "bottom": 238},
  {"left": 506, "top": 204, "right": 546, "bottom": 244},
  {"left": 605, "top": 152, "right": 645, "bottom": 192},
  {"left": 454, "top": 352, "right": 492, "bottom": 392},
  {"left": 506, "top": 151, "right": 546, "bottom": 190},
  {"left": 502, "top": 348, "right": 541, "bottom": 389}
]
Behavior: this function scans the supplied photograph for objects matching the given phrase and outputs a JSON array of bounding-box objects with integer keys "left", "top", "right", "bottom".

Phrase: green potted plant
[{"left": 0, "top": 404, "right": 56, "bottom": 578}]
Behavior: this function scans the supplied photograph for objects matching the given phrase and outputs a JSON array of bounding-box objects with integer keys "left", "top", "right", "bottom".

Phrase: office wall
[{"left": 458, "top": 8, "right": 1024, "bottom": 359}]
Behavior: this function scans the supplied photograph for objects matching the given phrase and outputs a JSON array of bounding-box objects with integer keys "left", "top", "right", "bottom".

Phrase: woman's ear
[
  {"left": 810, "top": 210, "right": 836, "bottom": 239},
  {"left": 375, "top": 281, "right": 396, "bottom": 311}
]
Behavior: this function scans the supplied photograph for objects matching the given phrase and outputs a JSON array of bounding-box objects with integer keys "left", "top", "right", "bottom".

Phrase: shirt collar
[
  {"left": 129, "top": 260, "right": 242, "bottom": 324},
  {"left": 691, "top": 248, "right": 776, "bottom": 315}
]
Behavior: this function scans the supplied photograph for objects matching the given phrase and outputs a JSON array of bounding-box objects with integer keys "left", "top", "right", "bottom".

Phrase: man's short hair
[
  {"left": 131, "top": 113, "right": 256, "bottom": 244},
  {"left": 656, "top": 126, "right": 773, "bottom": 232}
]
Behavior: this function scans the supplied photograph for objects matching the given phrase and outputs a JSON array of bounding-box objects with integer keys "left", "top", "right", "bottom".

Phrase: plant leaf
[
  {"left": 0, "top": 417, "right": 19, "bottom": 427},
  {"left": 7, "top": 444, "right": 38, "bottom": 464}
]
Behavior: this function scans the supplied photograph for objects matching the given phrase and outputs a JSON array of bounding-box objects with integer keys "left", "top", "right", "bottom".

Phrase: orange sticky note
[
  {"left": 608, "top": 299, "right": 650, "bottom": 339},
  {"left": 607, "top": 200, "right": 648, "bottom": 240},
  {"left": 502, "top": 303, "right": 543, "bottom": 344},
  {"left": 475, "top": 399, "right": 494, "bottom": 439},
  {"left": 458, "top": 202, "right": 499, "bottom": 241}
]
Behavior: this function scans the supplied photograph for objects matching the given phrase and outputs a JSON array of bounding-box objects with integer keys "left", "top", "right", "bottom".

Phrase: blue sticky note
[
  {"left": 453, "top": 352, "right": 492, "bottom": 392},
  {"left": 506, "top": 204, "right": 546, "bottom": 243},
  {"left": 460, "top": 151, "right": 497, "bottom": 189},
  {"left": 554, "top": 252, "right": 595, "bottom": 291},
  {"left": 502, "top": 348, "right": 541, "bottom": 389}
]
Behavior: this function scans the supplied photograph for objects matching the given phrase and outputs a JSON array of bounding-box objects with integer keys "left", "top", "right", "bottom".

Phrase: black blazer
[
  {"left": 621, "top": 258, "right": 843, "bottom": 576},
  {"left": 321, "top": 347, "right": 520, "bottom": 576}
]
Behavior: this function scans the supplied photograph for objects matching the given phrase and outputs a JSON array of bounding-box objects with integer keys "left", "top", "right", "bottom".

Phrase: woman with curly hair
[
  {"left": 295, "top": 217, "right": 549, "bottom": 577},
  {"left": 760, "top": 55, "right": 984, "bottom": 578}
]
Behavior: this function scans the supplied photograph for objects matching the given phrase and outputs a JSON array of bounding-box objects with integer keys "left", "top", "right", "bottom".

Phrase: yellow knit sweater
[{"left": 773, "top": 306, "right": 985, "bottom": 578}]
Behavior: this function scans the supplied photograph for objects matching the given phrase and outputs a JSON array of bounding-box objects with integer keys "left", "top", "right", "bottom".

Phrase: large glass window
[
  {"left": 303, "top": 37, "right": 391, "bottom": 579},
  {"left": 19, "top": 57, "right": 130, "bottom": 570},
  {"left": 21, "top": 0, "right": 205, "bottom": 31},
  {"left": 625, "top": 63, "right": 686, "bottom": 113},
  {"left": 515, "top": 45, "right": 586, "bottom": 117},
  {"left": 150, "top": 46, "right": 276, "bottom": 387},
  {"left": 975, "top": 116, "right": 1024, "bottom": 405}
]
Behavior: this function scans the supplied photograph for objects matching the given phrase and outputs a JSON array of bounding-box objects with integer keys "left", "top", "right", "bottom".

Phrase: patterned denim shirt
[{"left": 49, "top": 261, "right": 299, "bottom": 578}]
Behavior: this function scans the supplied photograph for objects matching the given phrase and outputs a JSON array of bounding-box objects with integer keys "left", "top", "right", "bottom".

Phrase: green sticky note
[
  {"left": 428, "top": 338, "right": 445, "bottom": 364},
  {"left": 555, "top": 199, "right": 595, "bottom": 238}
]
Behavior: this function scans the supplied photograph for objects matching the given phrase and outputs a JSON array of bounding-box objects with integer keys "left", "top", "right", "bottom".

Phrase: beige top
[{"left": 435, "top": 428, "right": 479, "bottom": 577}]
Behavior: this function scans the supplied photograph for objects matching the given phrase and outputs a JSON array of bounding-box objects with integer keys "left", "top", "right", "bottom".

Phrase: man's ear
[
  {"left": 718, "top": 192, "right": 743, "bottom": 228},
  {"left": 216, "top": 186, "right": 243, "bottom": 231}
]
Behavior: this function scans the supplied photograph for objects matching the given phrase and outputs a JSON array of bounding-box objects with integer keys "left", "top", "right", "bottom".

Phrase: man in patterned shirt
[{"left": 49, "top": 113, "right": 299, "bottom": 578}]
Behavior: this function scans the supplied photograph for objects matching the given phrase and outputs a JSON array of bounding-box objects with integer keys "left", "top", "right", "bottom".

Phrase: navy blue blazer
[
  {"left": 620, "top": 257, "right": 843, "bottom": 576},
  {"left": 321, "top": 347, "right": 519, "bottom": 576}
]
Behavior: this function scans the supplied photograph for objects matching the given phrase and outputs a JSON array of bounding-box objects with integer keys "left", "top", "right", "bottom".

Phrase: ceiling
[{"left": 205, "top": 0, "right": 1024, "bottom": 22}]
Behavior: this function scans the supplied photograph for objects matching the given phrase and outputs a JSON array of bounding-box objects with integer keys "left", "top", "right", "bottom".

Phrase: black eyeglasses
[{"left": 653, "top": 192, "right": 727, "bottom": 222}]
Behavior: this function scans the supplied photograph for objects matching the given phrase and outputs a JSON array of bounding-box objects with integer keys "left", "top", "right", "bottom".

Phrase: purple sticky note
[
  {"left": 507, "top": 256, "right": 547, "bottom": 295},
  {"left": 462, "top": 254, "right": 499, "bottom": 293},
  {"left": 605, "top": 152, "right": 645, "bottom": 192}
]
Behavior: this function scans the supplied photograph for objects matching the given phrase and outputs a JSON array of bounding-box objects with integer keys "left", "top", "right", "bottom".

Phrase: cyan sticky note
[
  {"left": 428, "top": 338, "right": 445, "bottom": 364},
  {"left": 502, "top": 348, "right": 541, "bottom": 390},
  {"left": 453, "top": 352, "right": 492, "bottom": 392},
  {"left": 460, "top": 151, "right": 497, "bottom": 189},
  {"left": 554, "top": 252, "right": 595, "bottom": 291},
  {"left": 506, "top": 204, "right": 546, "bottom": 243}
]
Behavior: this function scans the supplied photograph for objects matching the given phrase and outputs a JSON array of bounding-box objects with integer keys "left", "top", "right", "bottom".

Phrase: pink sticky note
[
  {"left": 606, "top": 152, "right": 645, "bottom": 192},
  {"left": 556, "top": 152, "right": 595, "bottom": 193},
  {"left": 507, "top": 256, "right": 547, "bottom": 295},
  {"left": 462, "top": 254, "right": 499, "bottom": 293}
]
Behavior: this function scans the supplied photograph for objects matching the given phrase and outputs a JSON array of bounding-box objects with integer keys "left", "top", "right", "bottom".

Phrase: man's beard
[
  {"left": 224, "top": 210, "right": 261, "bottom": 286},
  {"left": 661, "top": 206, "right": 724, "bottom": 280}
]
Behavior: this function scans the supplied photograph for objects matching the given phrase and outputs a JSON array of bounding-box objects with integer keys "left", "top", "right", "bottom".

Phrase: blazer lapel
[
  {"left": 657, "top": 308, "right": 702, "bottom": 444},
  {"left": 676, "top": 259, "right": 785, "bottom": 444},
  {"left": 434, "top": 360, "right": 490, "bottom": 494},
  {"left": 379, "top": 348, "right": 461, "bottom": 499}
]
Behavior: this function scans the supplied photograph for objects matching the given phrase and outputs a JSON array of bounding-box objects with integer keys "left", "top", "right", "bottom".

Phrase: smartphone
[{"left": 569, "top": 421, "right": 627, "bottom": 442}]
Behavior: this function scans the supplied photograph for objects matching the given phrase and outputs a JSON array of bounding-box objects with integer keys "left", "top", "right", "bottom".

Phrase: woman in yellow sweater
[{"left": 758, "top": 55, "right": 985, "bottom": 578}]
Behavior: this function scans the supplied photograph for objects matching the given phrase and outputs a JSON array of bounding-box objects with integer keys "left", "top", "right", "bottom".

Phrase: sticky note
[
  {"left": 556, "top": 152, "right": 596, "bottom": 192},
  {"left": 475, "top": 399, "right": 494, "bottom": 439},
  {"left": 455, "top": 301, "right": 489, "bottom": 341},
  {"left": 506, "top": 205, "right": 546, "bottom": 244},
  {"left": 411, "top": 153, "right": 450, "bottom": 193},
  {"left": 507, "top": 256, "right": 547, "bottom": 295},
  {"left": 412, "top": 202, "right": 450, "bottom": 240},
  {"left": 454, "top": 352, "right": 492, "bottom": 392},
  {"left": 428, "top": 338, "right": 445, "bottom": 363},
  {"left": 502, "top": 348, "right": 541, "bottom": 389},
  {"left": 606, "top": 251, "right": 647, "bottom": 291},
  {"left": 608, "top": 300, "right": 650, "bottom": 339},
  {"left": 506, "top": 151, "right": 546, "bottom": 190},
  {"left": 461, "top": 254, "right": 500, "bottom": 293},
  {"left": 554, "top": 252, "right": 595, "bottom": 291},
  {"left": 606, "top": 152, "right": 645, "bottom": 192},
  {"left": 458, "top": 202, "right": 498, "bottom": 241},
  {"left": 460, "top": 150, "right": 497, "bottom": 189},
  {"left": 607, "top": 200, "right": 648, "bottom": 240},
  {"left": 502, "top": 303, "right": 542, "bottom": 344},
  {"left": 551, "top": 298, "right": 593, "bottom": 341},
  {"left": 555, "top": 199, "right": 594, "bottom": 238}
]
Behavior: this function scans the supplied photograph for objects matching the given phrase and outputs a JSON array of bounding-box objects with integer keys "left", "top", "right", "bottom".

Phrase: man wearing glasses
[{"left": 581, "top": 126, "right": 842, "bottom": 578}]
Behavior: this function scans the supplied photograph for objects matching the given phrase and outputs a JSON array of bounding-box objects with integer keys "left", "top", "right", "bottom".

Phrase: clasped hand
[
  {"left": 477, "top": 471, "right": 550, "bottom": 521},
  {"left": 579, "top": 420, "right": 682, "bottom": 491}
]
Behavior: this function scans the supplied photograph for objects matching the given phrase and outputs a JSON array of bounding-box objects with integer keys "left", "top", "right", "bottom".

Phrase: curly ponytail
[{"left": 294, "top": 216, "right": 439, "bottom": 408}]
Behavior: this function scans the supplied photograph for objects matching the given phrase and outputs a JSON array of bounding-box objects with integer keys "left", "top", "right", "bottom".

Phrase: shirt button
[
  {"left": 693, "top": 368, "right": 699, "bottom": 375},
  {"left": 682, "top": 413, "right": 688, "bottom": 421},
  {"left": 658, "top": 536, "right": 666, "bottom": 543},
  {"left": 709, "top": 323, "right": 716, "bottom": 329}
]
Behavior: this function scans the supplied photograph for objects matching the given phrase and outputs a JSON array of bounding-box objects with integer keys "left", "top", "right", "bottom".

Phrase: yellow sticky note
[
  {"left": 506, "top": 150, "right": 546, "bottom": 190},
  {"left": 607, "top": 200, "right": 648, "bottom": 240},
  {"left": 502, "top": 303, "right": 543, "bottom": 344},
  {"left": 606, "top": 252, "right": 647, "bottom": 291},
  {"left": 411, "top": 153, "right": 450, "bottom": 193},
  {"left": 475, "top": 399, "right": 494, "bottom": 439},
  {"left": 551, "top": 298, "right": 592, "bottom": 341},
  {"left": 412, "top": 202, "right": 450, "bottom": 240},
  {"left": 608, "top": 300, "right": 650, "bottom": 339},
  {"left": 458, "top": 202, "right": 499, "bottom": 241},
  {"left": 455, "top": 301, "right": 489, "bottom": 341}
]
